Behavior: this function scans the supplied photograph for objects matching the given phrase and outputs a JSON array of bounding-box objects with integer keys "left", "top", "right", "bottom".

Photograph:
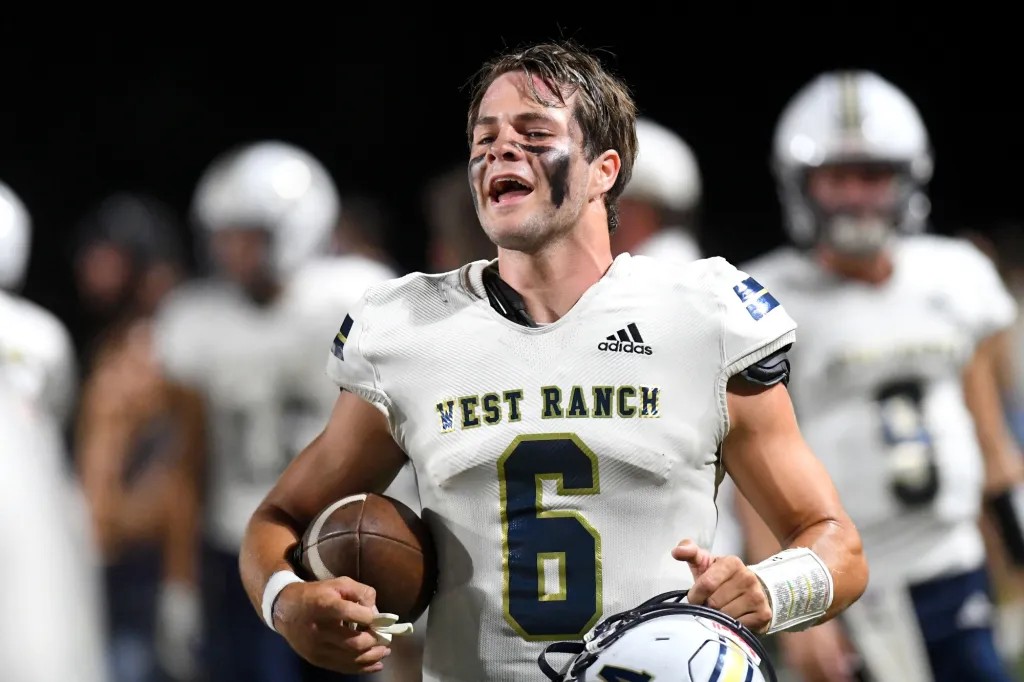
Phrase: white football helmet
[
  {"left": 0, "top": 181, "right": 31, "bottom": 291},
  {"left": 623, "top": 117, "right": 702, "bottom": 213},
  {"left": 538, "top": 591, "right": 775, "bottom": 682},
  {"left": 772, "top": 70, "right": 933, "bottom": 255},
  {"left": 191, "top": 140, "right": 341, "bottom": 277}
]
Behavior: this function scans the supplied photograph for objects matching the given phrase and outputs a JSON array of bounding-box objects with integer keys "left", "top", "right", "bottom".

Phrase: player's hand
[
  {"left": 778, "top": 620, "right": 860, "bottom": 682},
  {"left": 672, "top": 539, "right": 772, "bottom": 634},
  {"left": 273, "top": 576, "right": 391, "bottom": 674}
]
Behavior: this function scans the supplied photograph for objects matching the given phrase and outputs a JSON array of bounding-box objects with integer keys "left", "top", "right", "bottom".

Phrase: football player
[
  {"left": 0, "top": 183, "right": 107, "bottom": 681},
  {"left": 239, "top": 40, "right": 869, "bottom": 681},
  {"left": 738, "top": 70, "right": 1024, "bottom": 682},
  {"left": 0, "top": 181, "right": 77, "bottom": 435},
  {"left": 0, "top": 385, "right": 110, "bottom": 682},
  {"left": 151, "top": 140, "right": 396, "bottom": 682}
]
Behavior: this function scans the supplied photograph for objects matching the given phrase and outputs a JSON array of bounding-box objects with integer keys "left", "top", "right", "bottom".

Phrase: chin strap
[
  {"left": 482, "top": 264, "right": 537, "bottom": 327},
  {"left": 537, "top": 641, "right": 586, "bottom": 681}
]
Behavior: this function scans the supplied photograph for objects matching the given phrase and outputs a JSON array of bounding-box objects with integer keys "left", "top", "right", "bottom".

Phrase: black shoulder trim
[{"left": 738, "top": 344, "right": 792, "bottom": 387}]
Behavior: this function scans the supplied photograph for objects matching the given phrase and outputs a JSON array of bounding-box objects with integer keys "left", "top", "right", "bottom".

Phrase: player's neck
[
  {"left": 817, "top": 247, "right": 894, "bottom": 286},
  {"left": 496, "top": 231, "right": 613, "bottom": 325}
]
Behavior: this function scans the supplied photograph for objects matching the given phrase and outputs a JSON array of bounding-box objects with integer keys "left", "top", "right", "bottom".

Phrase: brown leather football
[{"left": 295, "top": 492, "right": 437, "bottom": 623}]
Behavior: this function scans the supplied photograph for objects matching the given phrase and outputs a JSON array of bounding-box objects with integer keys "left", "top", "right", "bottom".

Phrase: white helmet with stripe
[
  {"left": 772, "top": 70, "right": 933, "bottom": 255},
  {"left": 192, "top": 140, "right": 341, "bottom": 277},
  {"left": 538, "top": 591, "right": 774, "bottom": 682},
  {"left": 623, "top": 117, "right": 701, "bottom": 213}
]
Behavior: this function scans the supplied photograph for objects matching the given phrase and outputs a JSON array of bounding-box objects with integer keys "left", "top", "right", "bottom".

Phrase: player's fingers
[
  {"left": 720, "top": 589, "right": 773, "bottom": 633},
  {"left": 686, "top": 554, "right": 740, "bottom": 605},
  {"left": 329, "top": 576, "right": 378, "bottom": 610},
  {"left": 320, "top": 629, "right": 390, "bottom": 656},
  {"left": 318, "top": 640, "right": 391, "bottom": 673},
  {"left": 309, "top": 590, "right": 376, "bottom": 628},
  {"left": 703, "top": 559, "right": 764, "bottom": 612},
  {"left": 671, "top": 539, "right": 713, "bottom": 579},
  {"left": 352, "top": 644, "right": 392, "bottom": 667}
]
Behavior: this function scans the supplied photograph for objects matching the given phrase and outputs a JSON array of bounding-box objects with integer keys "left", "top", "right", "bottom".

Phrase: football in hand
[{"left": 294, "top": 492, "right": 437, "bottom": 623}]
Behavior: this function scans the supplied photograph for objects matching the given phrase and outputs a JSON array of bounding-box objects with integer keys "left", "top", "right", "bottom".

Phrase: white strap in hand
[{"left": 368, "top": 613, "right": 415, "bottom": 644}]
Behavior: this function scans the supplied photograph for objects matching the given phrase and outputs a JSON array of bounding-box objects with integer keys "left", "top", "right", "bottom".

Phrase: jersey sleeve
[
  {"left": 324, "top": 291, "right": 391, "bottom": 413},
  {"left": 946, "top": 238, "right": 1018, "bottom": 342},
  {"left": 704, "top": 257, "right": 798, "bottom": 378},
  {"left": 151, "top": 288, "right": 206, "bottom": 386},
  {"left": 41, "top": 317, "right": 77, "bottom": 429}
]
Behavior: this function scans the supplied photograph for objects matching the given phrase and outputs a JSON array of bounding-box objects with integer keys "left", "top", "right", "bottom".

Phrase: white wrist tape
[
  {"left": 748, "top": 547, "right": 833, "bottom": 634},
  {"left": 262, "top": 570, "right": 305, "bottom": 633}
]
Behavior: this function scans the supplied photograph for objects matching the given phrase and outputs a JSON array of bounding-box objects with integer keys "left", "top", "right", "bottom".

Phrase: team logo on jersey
[
  {"left": 598, "top": 322, "right": 653, "bottom": 355},
  {"left": 732, "top": 276, "right": 780, "bottom": 321},
  {"left": 331, "top": 314, "right": 355, "bottom": 361}
]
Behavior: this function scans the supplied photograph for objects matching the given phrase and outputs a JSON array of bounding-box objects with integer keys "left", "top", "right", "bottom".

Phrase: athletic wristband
[
  {"left": 261, "top": 570, "right": 306, "bottom": 633},
  {"left": 748, "top": 547, "right": 834, "bottom": 634}
]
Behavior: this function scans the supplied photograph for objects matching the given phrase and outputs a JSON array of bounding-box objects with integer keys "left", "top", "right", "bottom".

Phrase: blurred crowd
[{"left": 1, "top": 63, "right": 1024, "bottom": 682}]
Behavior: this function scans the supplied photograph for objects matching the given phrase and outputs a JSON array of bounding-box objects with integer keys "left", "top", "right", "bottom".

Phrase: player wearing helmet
[
  {"left": 0, "top": 183, "right": 109, "bottom": 679},
  {"left": 0, "top": 181, "right": 77, "bottom": 432},
  {"left": 151, "top": 140, "right": 395, "bottom": 682},
  {"left": 612, "top": 115, "right": 703, "bottom": 264},
  {"left": 738, "top": 70, "right": 1023, "bottom": 682},
  {"left": 240, "top": 41, "right": 867, "bottom": 681}
]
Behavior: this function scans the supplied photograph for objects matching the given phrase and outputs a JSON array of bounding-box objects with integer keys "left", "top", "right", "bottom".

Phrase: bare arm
[
  {"left": 239, "top": 389, "right": 407, "bottom": 617},
  {"left": 724, "top": 377, "right": 868, "bottom": 622},
  {"left": 161, "top": 383, "right": 206, "bottom": 586},
  {"left": 963, "top": 332, "right": 1024, "bottom": 494}
]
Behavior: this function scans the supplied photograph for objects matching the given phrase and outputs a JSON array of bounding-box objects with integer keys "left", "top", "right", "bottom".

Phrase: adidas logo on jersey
[{"left": 598, "top": 323, "right": 653, "bottom": 355}]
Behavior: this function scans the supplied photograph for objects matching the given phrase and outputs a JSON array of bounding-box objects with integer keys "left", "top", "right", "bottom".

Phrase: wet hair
[{"left": 465, "top": 40, "right": 639, "bottom": 233}]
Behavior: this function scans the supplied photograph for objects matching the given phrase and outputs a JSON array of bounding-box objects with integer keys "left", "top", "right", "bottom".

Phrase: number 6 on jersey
[{"left": 498, "top": 433, "right": 603, "bottom": 640}]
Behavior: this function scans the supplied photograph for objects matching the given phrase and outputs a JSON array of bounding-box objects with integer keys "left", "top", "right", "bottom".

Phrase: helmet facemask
[
  {"left": 797, "top": 159, "right": 921, "bottom": 258},
  {"left": 772, "top": 70, "right": 934, "bottom": 257}
]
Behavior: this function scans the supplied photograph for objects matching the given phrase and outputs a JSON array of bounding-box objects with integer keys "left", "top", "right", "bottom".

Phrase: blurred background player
[
  {"left": 69, "top": 193, "right": 187, "bottom": 374},
  {"left": 738, "top": 70, "right": 1024, "bottom": 682},
  {"left": 279, "top": 177, "right": 422, "bottom": 682},
  {"left": 0, "top": 383, "right": 111, "bottom": 682},
  {"left": 0, "top": 181, "right": 110, "bottom": 681},
  {"left": 610, "top": 115, "right": 702, "bottom": 263},
  {"left": 71, "top": 193, "right": 201, "bottom": 682},
  {"left": 151, "top": 140, "right": 398, "bottom": 682},
  {"left": 959, "top": 222, "right": 1024, "bottom": 667},
  {"left": 0, "top": 180, "right": 78, "bottom": 435}
]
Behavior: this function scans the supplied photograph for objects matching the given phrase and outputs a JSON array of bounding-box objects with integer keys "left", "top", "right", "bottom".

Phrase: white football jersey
[
  {"left": 0, "top": 289, "right": 77, "bottom": 429},
  {"left": 632, "top": 230, "right": 743, "bottom": 560},
  {"left": 742, "top": 234, "right": 1018, "bottom": 585},
  {"left": 152, "top": 256, "right": 398, "bottom": 552},
  {"left": 324, "top": 252, "right": 796, "bottom": 681},
  {"left": 0, "top": 387, "right": 109, "bottom": 682}
]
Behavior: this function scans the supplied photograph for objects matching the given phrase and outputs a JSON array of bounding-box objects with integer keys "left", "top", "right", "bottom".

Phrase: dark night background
[{"left": 1, "top": 21, "right": 1017, "bottom": 341}]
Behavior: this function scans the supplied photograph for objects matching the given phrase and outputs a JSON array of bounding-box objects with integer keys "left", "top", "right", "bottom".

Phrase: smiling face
[{"left": 468, "top": 70, "right": 617, "bottom": 253}]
